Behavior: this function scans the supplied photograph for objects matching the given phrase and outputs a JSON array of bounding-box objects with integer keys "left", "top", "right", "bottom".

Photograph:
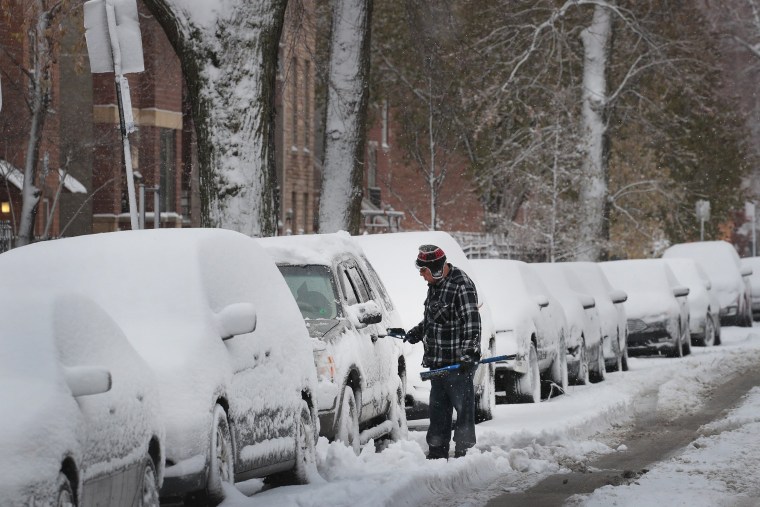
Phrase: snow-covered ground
[{"left": 220, "top": 327, "right": 760, "bottom": 507}]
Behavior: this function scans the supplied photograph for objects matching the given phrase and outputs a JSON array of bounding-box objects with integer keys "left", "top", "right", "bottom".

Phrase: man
[{"left": 405, "top": 244, "right": 482, "bottom": 459}]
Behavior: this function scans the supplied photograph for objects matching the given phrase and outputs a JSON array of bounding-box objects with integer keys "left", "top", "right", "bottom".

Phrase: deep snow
[{"left": 219, "top": 326, "right": 760, "bottom": 507}]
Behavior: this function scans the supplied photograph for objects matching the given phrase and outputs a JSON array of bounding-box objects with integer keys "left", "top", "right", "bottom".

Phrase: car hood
[
  {"left": 304, "top": 318, "right": 343, "bottom": 340},
  {"left": 625, "top": 291, "right": 677, "bottom": 321}
]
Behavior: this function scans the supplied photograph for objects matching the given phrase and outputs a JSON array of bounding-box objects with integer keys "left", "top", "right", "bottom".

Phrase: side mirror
[
  {"left": 64, "top": 366, "right": 112, "bottom": 397},
  {"left": 673, "top": 286, "right": 690, "bottom": 298},
  {"left": 578, "top": 294, "right": 596, "bottom": 309},
  {"left": 741, "top": 265, "right": 753, "bottom": 277},
  {"left": 215, "top": 302, "right": 257, "bottom": 340},
  {"left": 609, "top": 289, "right": 628, "bottom": 304},
  {"left": 347, "top": 301, "right": 382, "bottom": 328},
  {"left": 534, "top": 295, "right": 550, "bottom": 308}
]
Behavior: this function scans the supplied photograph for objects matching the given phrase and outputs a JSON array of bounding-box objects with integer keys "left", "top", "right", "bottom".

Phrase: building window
[
  {"left": 160, "top": 129, "right": 176, "bottom": 213},
  {"left": 291, "top": 57, "right": 298, "bottom": 148},
  {"left": 291, "top": 191, "right": 298, "bottom": 232},
  {"left": 368, "top": 141, "right": 378, "bottom": 188},
  {"left": 381, "top": 99, "right": 389, "bottom": 149},
  {"left": 303, "top": 192, "right": 309, "bottom": 233},
  {"left": 304, "top": 60, "right": 311, "bottom": 151}
]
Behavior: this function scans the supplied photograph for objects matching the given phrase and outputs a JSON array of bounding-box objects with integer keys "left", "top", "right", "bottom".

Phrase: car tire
[
  {"left": 206, "top": 404, "right": 234, "bottom": 505},
  {"left": 590, "top": 343, "right": 606, "bottom": 383},
  {"left": 139, "top": 455, "right": 160, "bottom": 507},
  {"left": 55, "top": 472, "right": 74, "bottom": 507},
  {"left": 475, "top": 362, "right": 495, "bottom": 423},
  {"left": 696, "top": 313, "right": 716, "bottom": 347},
  {"left": 290, "top": 401, "right": 319, "bottom": 484},
  {"left": 545, "top": 336, "right": 568, "bottom": 398},
  {"left": 621, "top": 342, "right": 629, "bottom": 371},
  {"left": 571, "top": 338, "right": 590, "bottom": 385},
  {"left": 682, "top": 325, "right": 692, "bottom": 356},
  {"left": 335, "top": 386, "right": 361, "bottom": 454},
  {"left": 714, "top": 315, "right": 722, "bottom": 346},
  {"left": 507, "top": 342, "right": 540, "bottom": 403}
]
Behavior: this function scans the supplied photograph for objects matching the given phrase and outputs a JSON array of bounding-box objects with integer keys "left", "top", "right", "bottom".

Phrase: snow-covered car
[
  {"left": 533, "top": 262, "right": 604, "bottom": 385},
  {"left": 259, "top": 232, "right": 407, "bottom": 453},
  {"left": 600, "top": 259, "right": 691, "bottom": 357},
  {"left": 740, "top": 256, "right": 760, "bottom": 321},
  {"left": 469, "top": 259, "right": 568, "bottom": 403},
  {"left": 663, "top": 241, "right": 752, "bottom": 327},
  {"left": 562, "top": 262, "right": 629, "bottom": 372},
  {"left": 354, "top": 231, "right": 497, "bottom": 422},
  {"left": 0, "top": 291, "right": 164, "bottom": 507},
  {"left": 664, "top": 257, "right": 722, "bottom": 347},
  {"left": 0, "top": 229, "right": 319, "bottom": 504}
]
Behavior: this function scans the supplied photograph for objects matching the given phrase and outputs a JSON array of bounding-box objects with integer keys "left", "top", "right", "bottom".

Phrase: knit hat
[{"left": 415, "top": 244, "right": 447, "bottom": 279}]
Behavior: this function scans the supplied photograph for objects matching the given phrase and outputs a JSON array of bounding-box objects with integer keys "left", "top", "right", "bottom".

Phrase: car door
[{"left": 337, "top": 259, "right": 388, "bottom": 421}]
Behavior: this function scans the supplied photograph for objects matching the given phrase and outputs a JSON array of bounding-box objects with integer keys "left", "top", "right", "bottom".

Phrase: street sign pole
[{"left": 105, "top": 0, "right": 138, "bottom": 230}]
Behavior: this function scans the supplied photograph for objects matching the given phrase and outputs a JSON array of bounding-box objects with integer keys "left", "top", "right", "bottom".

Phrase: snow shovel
[{"left": 420, "top": 355, "right": 514, "bottom": 381}]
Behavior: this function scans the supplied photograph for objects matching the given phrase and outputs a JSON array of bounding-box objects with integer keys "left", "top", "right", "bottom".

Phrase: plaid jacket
[{"left": 408, "top": 264, "right": 482, "bottom": 368}]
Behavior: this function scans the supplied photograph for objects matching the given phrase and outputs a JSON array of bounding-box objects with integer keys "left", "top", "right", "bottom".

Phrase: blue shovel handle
[{"left": 420, "top": 354, "right": 514, "bottom": 381}]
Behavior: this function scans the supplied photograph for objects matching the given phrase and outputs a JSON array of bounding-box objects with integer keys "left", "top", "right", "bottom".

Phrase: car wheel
[
  {"left": 571, "top": 338, "right": 589, "bottom": 385},
  {"left": 475, "top": 362, "right": 495, "bottom": 423},
  {"left": 590, "top": 343, "right": 606, "bottom": 383},
  {"left": 508, "top": 342, "right": 540, "bottom": 403},
  {"left": 335, "top": 386, "right": 361, "bottom": 454},
  {"left": 139, "top": 456, "right": 160, "bottom": 507},
  {"left": 621, "top": 342, "right": 629, "bottom": 371},
  {"left": 545, "top": 336, "right": 568, "bottom": 398},
  {"left": 713, "top": 314, "right": 722, "bottom": 346},
  {"left": 682, "top": 325, "right": 692, "bottom": 356},
  {"left": 207, "top": 404, "right": 234, "bottom": 504},
  {"left": 55, "top": 473, "right": 74, "bottom": 507},
  {"left": 290, "top": 401, "right": 319, "bottom": 484}
]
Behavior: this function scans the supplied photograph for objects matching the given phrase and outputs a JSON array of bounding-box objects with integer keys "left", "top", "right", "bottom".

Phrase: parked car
[
  {"left": 469, "top": 259, "right": 568, "bottom": 403},
  {"left": 534, "top": 262, "right": 604, "bottom": 384},
  {"left": 0, "top": 291, "right": 164, "bottom": 507},
  {"left": 259, "top": 232, "right": 408, "bottom": 453},
  {"left": 663, "top": 241, "right": 753, "bottom": 327},
  {"left": 562, "top": 262, "right": 629, "bottom": 371},
  {"left": 355, "top": 231, "right": 498, "bottom": 422},
  {"left": 740, "top": 256, "right": 760, "bottom": 321},
  {"left": 0, "top": 229, "right": 320, "bottom": 505},
  {"left": 600, "top": 259, "right": 691, "bottom": 357},
  {"left": 664, "top": 257, "right": 722, "bottom": 347}
]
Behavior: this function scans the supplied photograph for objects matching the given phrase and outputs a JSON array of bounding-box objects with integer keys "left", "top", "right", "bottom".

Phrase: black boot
[{"left": 426, "top": 446, "right": 449, "bottom": 460}]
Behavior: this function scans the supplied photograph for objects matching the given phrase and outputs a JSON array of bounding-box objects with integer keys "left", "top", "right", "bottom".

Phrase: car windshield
[{"left": 278, "top": 264, "right": 340, "bottom": 320}]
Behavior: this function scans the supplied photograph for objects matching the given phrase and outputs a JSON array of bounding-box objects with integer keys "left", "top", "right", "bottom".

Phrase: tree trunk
[
  {"left": 144, "top": 0, "right": 285, "bottom": 236},
  {"left": 577, "top": 3, "right": 612, "bottom": 261},
  {"left": 16, "top": 1, "right": 52, "bottom": 247},
  {"left": 318, "top": 0, "right": 373, "bottom": 234}
]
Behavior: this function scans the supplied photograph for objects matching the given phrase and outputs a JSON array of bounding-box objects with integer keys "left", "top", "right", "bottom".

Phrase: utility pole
[{"left": 696, "top": 200, "right": 710, "bottom": 242}]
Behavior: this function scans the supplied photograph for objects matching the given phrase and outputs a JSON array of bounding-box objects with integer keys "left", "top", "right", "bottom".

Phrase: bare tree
[{"left": 143, "top": 0, "right": 286, "bottom": 236}]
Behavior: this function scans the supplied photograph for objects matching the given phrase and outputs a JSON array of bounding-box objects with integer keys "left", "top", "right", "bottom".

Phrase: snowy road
[{"left": 215, "top": 326, "right": 760, "bottom": 507}]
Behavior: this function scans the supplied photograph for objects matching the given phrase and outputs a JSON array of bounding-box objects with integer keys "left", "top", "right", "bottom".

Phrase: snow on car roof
[
  {"left": 354, "top": 231, "right": 495, "bottom": 336},
  {"left": 258, "top": 230, "right": 364, "bottom": 265},
  {"left": 663, "top": 241, "right": 741, "bottom": 281}
]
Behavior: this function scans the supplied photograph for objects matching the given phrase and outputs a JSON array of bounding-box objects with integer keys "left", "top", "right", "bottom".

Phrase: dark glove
[
  {"left": 405, "top": 326, "right": 423, "bottom": 344},
  {"left": 458, "top": 351, "right": 479, "bottom": 372}
]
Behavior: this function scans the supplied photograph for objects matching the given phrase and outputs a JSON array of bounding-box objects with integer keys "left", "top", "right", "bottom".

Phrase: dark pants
[{"left": 427, "top": 367, "right": 476, "bottom": 454}]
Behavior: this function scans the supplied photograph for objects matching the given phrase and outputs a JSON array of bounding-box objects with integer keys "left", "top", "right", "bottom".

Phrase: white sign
[
  {"left": 696, "top": 199, "right": 710, "bottom": 222},
  {"left": 84, "top": 0, "right": 144, "bottom": 74},
  {"left": 746, "top": 201, "right": 756, "bottom": 221}
]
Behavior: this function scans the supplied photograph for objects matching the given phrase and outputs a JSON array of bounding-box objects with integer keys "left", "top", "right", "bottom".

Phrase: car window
[
  {"left": 362, "top": 256, "right": 395, "bottom": 312},
  {"left": 347, "top": 265, "right": 371, "bottom": 302},
  {"left": 339, "top": 267, "right": 360, "bottom": 306},
  {"left": 278, "top": 264, "right": 340, "bottom": 319}
]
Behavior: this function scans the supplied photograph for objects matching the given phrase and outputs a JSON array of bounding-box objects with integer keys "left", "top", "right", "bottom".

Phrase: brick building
[{"left": 0, "top": 0, "right": 319, "bottom": 246}]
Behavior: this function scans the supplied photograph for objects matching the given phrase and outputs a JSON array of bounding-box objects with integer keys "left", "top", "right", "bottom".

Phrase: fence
[
  {"left": 0, "top": 221, "right": 11, "bottom": 253},
  {"left": 450, "top": 231, "right": 548, "bottom": 262}
]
